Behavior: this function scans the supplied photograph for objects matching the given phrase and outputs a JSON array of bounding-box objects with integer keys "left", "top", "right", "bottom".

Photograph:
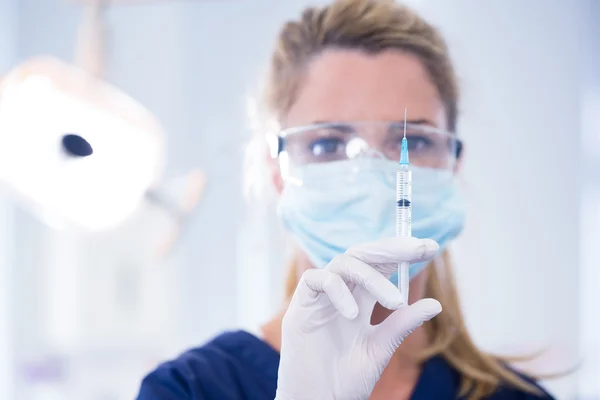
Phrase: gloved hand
[{"left": 274, "top": 237, "right": 442, "bottom": 400}]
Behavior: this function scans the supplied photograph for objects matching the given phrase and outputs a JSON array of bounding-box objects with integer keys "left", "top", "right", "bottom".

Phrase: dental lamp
[{"left": 0, "top": 0, "right": 205, "bottom": 258}]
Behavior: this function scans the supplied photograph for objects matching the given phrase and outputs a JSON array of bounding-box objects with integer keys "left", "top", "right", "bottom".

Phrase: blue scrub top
[{"left": 136, "top": 330, "right": 554, "bottom": 400}]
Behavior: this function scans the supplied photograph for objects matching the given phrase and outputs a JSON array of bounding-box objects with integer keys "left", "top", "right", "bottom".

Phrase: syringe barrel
[
  {"left": 396, "top": 169, "right": 412, "bottom": 237},
  {"left": 396, "top": 167, "right": 412, "bottom": 304}
]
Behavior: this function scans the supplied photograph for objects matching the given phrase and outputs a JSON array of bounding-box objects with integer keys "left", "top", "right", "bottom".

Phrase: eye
[{"left": 309, "top": 137, "right": 346, "bottom": 157}]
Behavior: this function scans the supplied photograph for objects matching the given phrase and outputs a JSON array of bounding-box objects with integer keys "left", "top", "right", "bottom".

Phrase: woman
[{"left": 136, "top": 1, "right": 555, "bottom": 399}]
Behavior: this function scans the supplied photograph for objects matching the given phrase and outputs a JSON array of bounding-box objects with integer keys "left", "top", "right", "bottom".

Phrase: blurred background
[{"left": 0, "top": 0, "right": 598, "bottom": 399}]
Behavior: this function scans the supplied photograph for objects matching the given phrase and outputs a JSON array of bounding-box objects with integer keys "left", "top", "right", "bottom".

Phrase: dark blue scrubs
[{"left": 136, "top": 330, "right": 554, "bottom": 400}]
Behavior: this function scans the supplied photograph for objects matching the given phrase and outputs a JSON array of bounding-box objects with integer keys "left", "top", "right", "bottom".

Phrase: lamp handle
[
  {"left": 150, "top": 169, "right": 207, "bottom": 259},
  {"left": 75, "top": 0, "right": 106, "bottom": 77}
]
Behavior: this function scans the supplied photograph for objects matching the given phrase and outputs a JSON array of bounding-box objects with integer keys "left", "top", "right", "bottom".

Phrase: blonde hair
[{"left": 258, "top": 0, "right": 545, "bottom": 398}]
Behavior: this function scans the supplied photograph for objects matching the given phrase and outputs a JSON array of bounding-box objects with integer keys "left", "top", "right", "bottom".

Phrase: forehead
[{"left": 285, "top": 49, "right": 446, "bottom": 129}]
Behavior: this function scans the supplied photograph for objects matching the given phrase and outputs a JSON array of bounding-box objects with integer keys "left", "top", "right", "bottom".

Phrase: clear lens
[{"left": 274, "top": 121, "right": 461, "bottom": 184}]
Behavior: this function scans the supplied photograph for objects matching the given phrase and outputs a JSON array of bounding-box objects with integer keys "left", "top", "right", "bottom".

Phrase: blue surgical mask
[{"left": 277, "top": 158, "right": 466, "bottom": 282}]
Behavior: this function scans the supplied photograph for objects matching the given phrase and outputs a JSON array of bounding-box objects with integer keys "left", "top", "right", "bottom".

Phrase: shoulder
[
  {"left": 135, "top": 330, "right": 280, "bottom": 400},
  {"left": 489, "top": 368, "right": 556, "bottom": 400},
  {"left": 418, "top": 356, "right": 555, "bottom": 400}
]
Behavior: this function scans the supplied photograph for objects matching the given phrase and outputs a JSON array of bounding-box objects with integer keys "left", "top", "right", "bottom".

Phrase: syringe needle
[{"left": 403, "top": 108, "right": 407, "bottom": 138}]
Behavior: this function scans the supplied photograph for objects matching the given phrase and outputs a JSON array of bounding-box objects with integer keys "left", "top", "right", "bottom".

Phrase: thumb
[{"left": 370, "top": 298, "right": 442, "bottom": 356}]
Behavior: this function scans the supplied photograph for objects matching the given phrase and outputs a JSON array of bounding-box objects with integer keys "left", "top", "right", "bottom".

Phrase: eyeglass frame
[{"left": 267, "top": 120, "right": 463, "bottom": 162}]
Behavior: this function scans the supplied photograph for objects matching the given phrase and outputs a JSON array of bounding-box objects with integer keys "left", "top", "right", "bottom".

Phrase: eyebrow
[
  {"left": 310, "top": 118, "right": 437, "bottom": 126},
  {"left": 404, "top": 118, "right": 436, "bottom": 127}
]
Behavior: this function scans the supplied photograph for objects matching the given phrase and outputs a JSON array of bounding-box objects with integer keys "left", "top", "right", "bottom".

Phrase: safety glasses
[{"left": 268, "top": 120, "right": 462, "bottom": 184}]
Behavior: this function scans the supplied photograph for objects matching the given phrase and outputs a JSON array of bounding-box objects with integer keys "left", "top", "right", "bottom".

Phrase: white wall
[
  {"left": 0, "top": 1, "right": 18, "bottom": 399},
  {"left": 2, "top": 0, "right": 594, "bottom": 399},
  {"left": 579, "top": 0, "right": 600, "bottom": 397}
]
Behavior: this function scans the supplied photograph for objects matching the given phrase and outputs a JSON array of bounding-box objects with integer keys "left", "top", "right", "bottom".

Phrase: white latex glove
[{"left": 274, "top": 237, "right": 442, "bottom": 400}]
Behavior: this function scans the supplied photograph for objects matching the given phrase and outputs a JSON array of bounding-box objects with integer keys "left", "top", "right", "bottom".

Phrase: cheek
[{"left": 267, "top": 157, "right": 284, "bottom": 194}]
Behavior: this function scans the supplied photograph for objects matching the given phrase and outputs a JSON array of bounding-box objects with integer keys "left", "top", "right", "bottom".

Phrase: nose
[
  {"left": 358, "top": 147, "right": 387, "bottom": 159},
  {"left": 352, "top": 125, "right": 389, "bottom": 158},
  {"left": 61, "top": 134, "right": 93, "bottom": 157}
]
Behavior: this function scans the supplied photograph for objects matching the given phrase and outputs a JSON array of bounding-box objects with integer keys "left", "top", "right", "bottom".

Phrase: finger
[
  {"left": 370, "top": 298, "right": 442, "bottom": 352},
  {"left": 294, "top": 269, "right": 359, "bottom": 319},
  {"left": 345, "top": 237, "right": 439, "bottom": 272},
  {"left": 327, "top": 255, "right": 403, "bottom": 310}
]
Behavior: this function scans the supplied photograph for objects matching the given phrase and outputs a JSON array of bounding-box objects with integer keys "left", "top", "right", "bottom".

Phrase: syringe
[{"left": 396, "top": 108, "right": 411, "bottom": 306}]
